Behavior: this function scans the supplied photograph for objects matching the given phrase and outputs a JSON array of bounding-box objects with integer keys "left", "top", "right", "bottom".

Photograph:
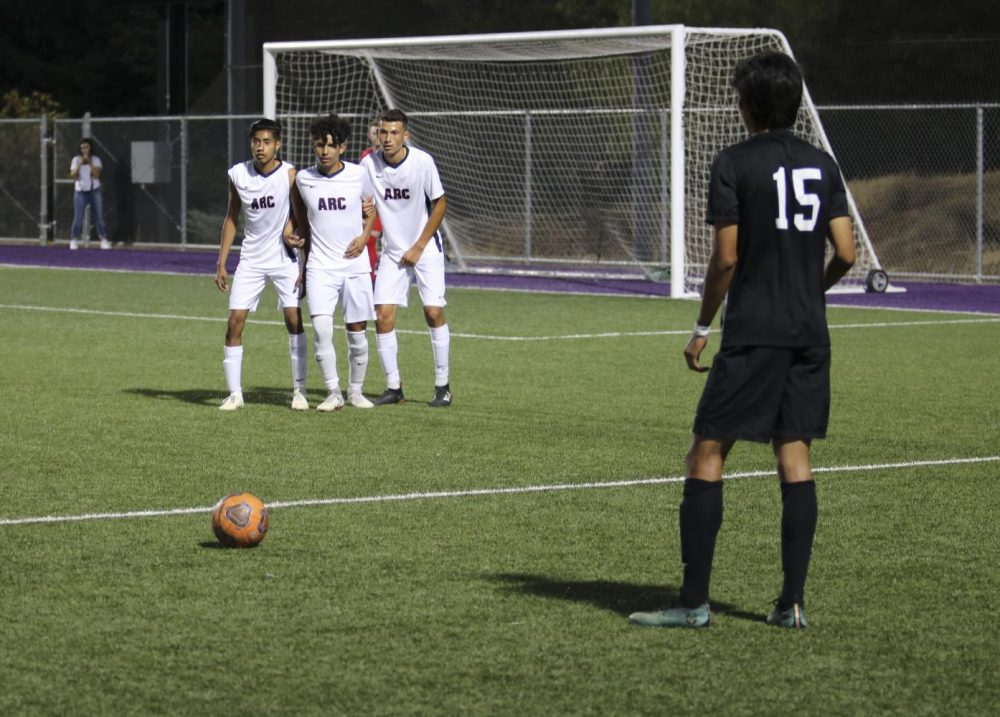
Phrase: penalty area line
[{"left": 1, "top": 455, "right": 998, "bottom": 528}]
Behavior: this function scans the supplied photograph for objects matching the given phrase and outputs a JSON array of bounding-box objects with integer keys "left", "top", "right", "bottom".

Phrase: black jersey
[{"left": 706, "top": 129, "right": 849, "bottom": 348}]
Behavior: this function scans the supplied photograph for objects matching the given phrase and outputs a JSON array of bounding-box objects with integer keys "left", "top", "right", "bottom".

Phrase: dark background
[{"left": 2, "top": 0, "right": 999, "bottom": 118}]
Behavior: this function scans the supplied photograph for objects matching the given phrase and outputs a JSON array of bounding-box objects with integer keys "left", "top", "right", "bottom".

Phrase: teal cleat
[
  {"left": 766, "top": 602, "right": 809, "bottom": 629},
  {"left": 629, "top": 602, "right": 710, "bottom": 628}
]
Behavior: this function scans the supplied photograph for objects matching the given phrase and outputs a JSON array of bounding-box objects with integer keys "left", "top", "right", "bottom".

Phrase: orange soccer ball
[{"left": 211, "top": 492, "right": 270, "bottom": 547}]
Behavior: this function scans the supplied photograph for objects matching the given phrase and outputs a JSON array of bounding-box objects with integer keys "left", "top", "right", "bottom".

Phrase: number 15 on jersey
[{"left": 773, "top": 166, "right": 822, "bottom": 232}]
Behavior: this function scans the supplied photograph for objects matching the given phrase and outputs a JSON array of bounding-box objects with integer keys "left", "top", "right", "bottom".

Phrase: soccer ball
[{"left": 211, "top": 492, "right": 269, "bottom": 548}]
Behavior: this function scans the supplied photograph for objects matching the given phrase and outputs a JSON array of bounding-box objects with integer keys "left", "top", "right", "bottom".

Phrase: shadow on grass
[
  {"left": 489, "top": 573, "right": 765, "bottom": 624},
  {"left": 126, "top": 386, "right": 318, "bottom": 408}
]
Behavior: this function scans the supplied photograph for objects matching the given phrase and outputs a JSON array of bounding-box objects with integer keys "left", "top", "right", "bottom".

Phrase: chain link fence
[{"left": 1, "top": 108, "right": 997, "bottom": 282}]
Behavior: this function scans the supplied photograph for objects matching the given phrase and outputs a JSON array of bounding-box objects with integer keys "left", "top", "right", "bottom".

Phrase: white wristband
[{"left": 693, "top": 322, "right": 711, "bottom": 338}]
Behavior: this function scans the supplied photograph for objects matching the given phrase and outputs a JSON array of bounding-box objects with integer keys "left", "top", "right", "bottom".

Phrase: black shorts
[{"left": 692, "top": 345, "right": 831, "bottom": 443}]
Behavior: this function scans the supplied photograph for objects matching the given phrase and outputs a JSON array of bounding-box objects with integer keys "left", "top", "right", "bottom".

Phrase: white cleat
[
  {"left": 219, "top": 393, "right": 244, "bottom": 411},
  {"left": 316, "top": 392, "right": 345, "bottom": 412},
  {"left": 291, "top": 388, "right": 309, "bottom": 411},
  {"left": 347, "top": 391, "right": 374, "bottom": 409}
]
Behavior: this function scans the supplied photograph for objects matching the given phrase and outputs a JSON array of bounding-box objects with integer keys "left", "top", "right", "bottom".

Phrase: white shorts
[
  {"left": 229, "top": 261, "right": 300, "bottom": 312},
  {"left": 373, "top": 252, "right": 447, "bottom": 308},
  {"left": 305, "top": 269, "right": 375, "bottom": 323}
]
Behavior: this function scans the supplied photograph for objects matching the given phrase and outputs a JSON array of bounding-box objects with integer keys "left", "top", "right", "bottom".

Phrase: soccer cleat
[
  {"left": 99, "top": 238, "right": 112, "bottom": 250},
  {"left": 69, "top": 239, "right": 80, "bottom": 251},
  {"left": 316, "top": 392, "right": 345, "bottom": 412},
  {"left": 291, "top": 388, "right": 309, "bottom": 411},
  {"left": 372, "top": 387, "right": 405, "bottom": 405},
  {"left": 766, "top": 601, "right": 809, "bottom": 629},
  {"left": 628, "top": 602, "right": 711, "bottom": 628},
  {"left": 219, "top": 393, "right": 244, "bottom": 411},
  {"left": 429, "top": 384, "right": 452, "bottom": 408},
  {"left": 347, "top": 390, "right": 374, "bottom": 409}
]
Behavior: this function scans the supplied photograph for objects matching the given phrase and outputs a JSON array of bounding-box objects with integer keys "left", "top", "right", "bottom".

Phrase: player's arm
[
  {"left": 89, "top": 158, "right": 102, "bottom": 181},
  {"left": 69, "top": 156, "right": 81, "bottom": 179},
  {"left": 286, "top": 180, "right": 308, "bottom": 251},
  {"left": 400, "top": 194, "right": 447, "bottom": 267},
  {"left": 215, "top": 180, "right": 242, "bottom": 292},
  {"left": 822, "top": 216, "right": 856, "bottom": 291},
  {"left": 684, "top": 222, "right": 738, "bottom": 372},
  {"left": 346, "top": 197, "right": 379, "bottom": 258}
]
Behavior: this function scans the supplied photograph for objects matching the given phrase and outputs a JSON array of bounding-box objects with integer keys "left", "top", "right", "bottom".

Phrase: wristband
[{"left": 693, "top": 322, "right": 711, "bottom": 338}]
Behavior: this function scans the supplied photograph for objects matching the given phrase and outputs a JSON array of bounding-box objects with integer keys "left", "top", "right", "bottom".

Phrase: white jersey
[
  {"left": 228, "top": 159, "right": 295, "bottom": 268},
  {"left": 70, "top": 155, "right": 102, "bottom": 192},
  {"left": 296, "top": 163, "right": 373, "bottom": 274},
  {"left": 360, "top": 146, "right": 445, "bottom": 263}
]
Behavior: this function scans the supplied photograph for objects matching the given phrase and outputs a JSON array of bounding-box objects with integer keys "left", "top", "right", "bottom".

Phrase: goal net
[{"left": 264, "top": 26, "right": 884, "bottom": 297}]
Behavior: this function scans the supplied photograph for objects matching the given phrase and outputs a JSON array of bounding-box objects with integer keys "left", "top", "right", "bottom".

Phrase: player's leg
[
  {"left": 343, "top": 273, "right": 376, "bottom": 409},
  {"left": 273, "top": 264, "right": 308, "bottom": 410},
  {"left": 219, "top": 264, "right": 266, "bottom": 410},
  {"left": 372, "top": 257, "right": 407, "bottom": 405},
  {"left": 768, "top": 438, "right": 815, "bottom": 628},
  {"left": 415, "top": 260, "right": 451, "bottom": 407},
  {"left": 307, "top": 270, "right": 343, "bottom": 412}
]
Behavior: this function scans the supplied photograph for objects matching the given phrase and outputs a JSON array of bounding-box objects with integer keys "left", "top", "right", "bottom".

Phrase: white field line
[
  {"left": 1, "top": 303, "right": 999, "bottom": 341},
  {"left": 1, "top": 455, "right": 997, "bottom": 528}
]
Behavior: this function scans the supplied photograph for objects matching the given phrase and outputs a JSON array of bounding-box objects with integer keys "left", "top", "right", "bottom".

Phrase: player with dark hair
[
  {"left": 359, "top": 117, "right": 383, "bottom": 282},
  {"left": 215, "top": 118, "right": 308, "bottom": 411},
  {"left": 286, "top": 114, "right": 378, "bottom": 411},
  {"left": 629, "top": 51, "right": 856, "bottom": 629},
  {"left": 360, "top": 109, "right": 452, "bottom": 407}
]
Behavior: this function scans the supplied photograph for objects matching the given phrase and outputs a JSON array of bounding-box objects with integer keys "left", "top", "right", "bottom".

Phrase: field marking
[
  {"left": 2, "top": 302, "right": 999, "bottom": 341},
  {"left": 1, "top": 455, "right": 997, "bottom": 528}
]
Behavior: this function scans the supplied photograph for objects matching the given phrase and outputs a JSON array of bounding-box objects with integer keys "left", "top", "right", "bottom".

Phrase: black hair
[
  {"left": 248, "top": 118, "right": 282, "bottom": 140},
  {"left": 79, "top": 138, "right": 94, "bottom": 150},
  {"left": 380, "top": 109, "right": 408, "bottom": 128},
  {"left": 308, "top": 114, "right": 351, "bottom": 145},
  {"left": 731, "top": 52, "right": 803, "bottom": 131}
]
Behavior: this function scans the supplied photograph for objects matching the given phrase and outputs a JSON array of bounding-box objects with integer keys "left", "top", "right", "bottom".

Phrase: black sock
[
  {"left": 779, "top": 480, "right": 817, "bottom": 608},
  {"left": 679, "top": 478, "right": 723, "bottom": 608}
]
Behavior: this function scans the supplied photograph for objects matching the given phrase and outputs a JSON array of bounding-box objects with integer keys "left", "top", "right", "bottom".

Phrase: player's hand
[
  {"left": 296, "top": 272, "right": 306, "bottom": 300},
  {"left": 284, "top": 230, "right": 305, "bottom": 249},
  {"left": 401, "top": 244, "right": 424, "bottom": 267},
  {"left": 362, "top": 198, "right": 376, "bottom": 219},
  {"left": 344, "top": 235, "right": 367, "bottom": 258},
  {"left": 683, "top": 335, "right": 710, "bottom": 372},
  {"left": 214, "top": 268, "right": 229, "bottom": 293}
]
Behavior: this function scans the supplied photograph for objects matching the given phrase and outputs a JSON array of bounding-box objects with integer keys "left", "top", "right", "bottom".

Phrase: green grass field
[{"left": 1, "top": 265, "right": 999, "bottom": 716}]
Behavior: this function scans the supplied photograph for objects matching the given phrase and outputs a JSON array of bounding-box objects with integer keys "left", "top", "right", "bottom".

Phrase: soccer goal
[{"left": 263, "top": 25, "right": 888, "bottom": 297}]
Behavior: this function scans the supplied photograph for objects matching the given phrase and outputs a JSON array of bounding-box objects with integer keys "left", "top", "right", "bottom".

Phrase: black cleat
[
  {"left": 372, "top": 387, "right": 405, "bottom": 405},
  {"left": 429, "top": 384, "right": 452, "bottom": 407}
]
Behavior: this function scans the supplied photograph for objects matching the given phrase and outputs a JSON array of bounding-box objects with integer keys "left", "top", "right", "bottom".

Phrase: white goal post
[{"left": 263, "top": 25, "right": 886, "bottom": 297}]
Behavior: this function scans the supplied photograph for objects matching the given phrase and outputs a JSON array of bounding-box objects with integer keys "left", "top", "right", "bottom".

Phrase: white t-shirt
[
  {"left": 295, "top": 162, "right": 374, "bottom": 274},
  {"left": 360, "top": 146, "right": 445, "bottom": 263},
  {"left": 71, "top": 155, "right": 103, "bottom": 192},
  {"left": 227, "top": 159, "right": 295, "bottom": 268}
]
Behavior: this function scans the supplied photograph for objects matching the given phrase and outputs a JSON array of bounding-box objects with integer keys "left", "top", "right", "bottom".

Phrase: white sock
[
  {"left": 223, "top": 345, "right": 243, "bottom": 395},
  {"left": 376, "top": 330, "right": 401, "bottom": 389},
  {"left": 289, "top": 332, "right": 308, "bottom": 390},
  {"left": 430, "top": 324, "right": 450, "bottom": 387},
  {"left": 312, "top": 315, "right": 339, "bottom": 392},
  {"left": 347, "top": 330, "right": 369, "bottom": 395}
]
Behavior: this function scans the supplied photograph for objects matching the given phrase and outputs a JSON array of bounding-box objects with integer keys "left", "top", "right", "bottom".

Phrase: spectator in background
[{"left": 69, "top": 138, "right": 111, "bottom": 250}]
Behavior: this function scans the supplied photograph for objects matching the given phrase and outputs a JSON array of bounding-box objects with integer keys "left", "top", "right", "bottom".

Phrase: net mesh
[{"left": 269, "top": 28, "right": 879, "bottom": 293}]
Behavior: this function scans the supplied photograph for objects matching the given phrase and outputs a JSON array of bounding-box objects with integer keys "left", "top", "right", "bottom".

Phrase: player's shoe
[
  {"left": 347, "top": 390, "right": 374, "bottom": 409},
  {"left": 372, "top": 387, "right": 405, "bottom": 405},
  {"left": 429, "top": 384, "right": 452, "bottom": 408},
  {"left": 219, "top": 393, "right": 244, "bottom": 411},
  {"left": 766, "top": 601, "right": 809, "bottom": 629},
  {"left": 99, "top": 238, "right": 112, "bottom": 250},
  {"left": 69, "top": 239, "right": 80, "bottom": 251},
  {"left": 628, "top": 602, "right": 711, "bottom": 628},
  {"left": 291, "top": 388, "right": 309, "bottom": 411},
  {"left": 316, "top": 392, "right": 345, "bottom": 412}
]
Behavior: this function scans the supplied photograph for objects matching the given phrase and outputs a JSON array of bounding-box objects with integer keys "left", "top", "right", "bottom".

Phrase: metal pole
[
  {"left": 660, "top": 109, "right": 668, "bottom": 266},
  {"left": 180, "top": 117, "right": 188, "bottom": 248},
  {"left": 669, "top": 26, "right": 686, "bottom": 298},
  {"left": 976, "top": 106, "right": 984, "bottom": 282},
  {"left": 39, "top": 114, "right": 48, "bottom": 246},
  {"left": 524, "top": 110, "right": 533, "bottom": 259}
]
